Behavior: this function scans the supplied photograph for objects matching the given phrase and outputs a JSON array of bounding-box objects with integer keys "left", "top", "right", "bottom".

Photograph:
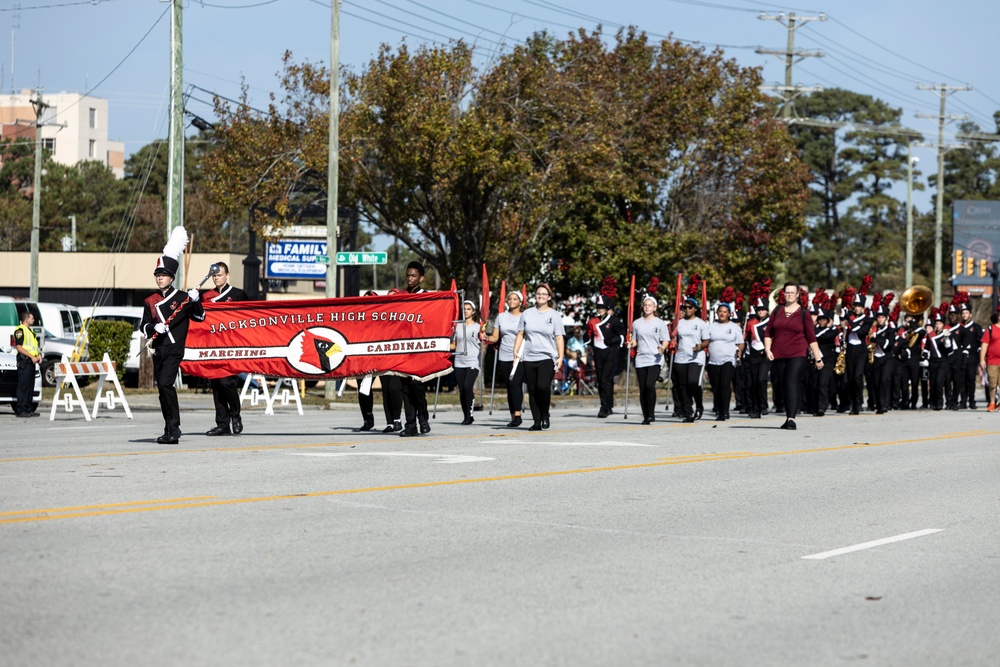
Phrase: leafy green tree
[
  {"left": 786, "top": 89, "right": 920, "bottom": 290},
  {"left": 204, "top": 30, "right": 810, "bottom": 300}
]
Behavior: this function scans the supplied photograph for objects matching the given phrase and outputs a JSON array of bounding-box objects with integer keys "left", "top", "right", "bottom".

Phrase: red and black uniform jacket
[{"left": 139, "top": 286, "right": 205, "bottom": 352}]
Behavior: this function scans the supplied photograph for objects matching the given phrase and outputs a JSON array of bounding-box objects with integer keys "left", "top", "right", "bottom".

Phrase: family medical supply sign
[{"left": 265, "top": 240, "right": 327, "bottom": 279}]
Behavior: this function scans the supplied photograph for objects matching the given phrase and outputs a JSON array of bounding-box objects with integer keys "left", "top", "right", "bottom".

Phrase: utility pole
[
  {"left": 325, "top": 0, "right": 341, "bottom": 400},
  {"left": 167, "top": 0, "right": 185, "bottom": 285},
  {"left": 905, "top": 143, "right": 918, "bottom": 287},
  {"left": 916, "top": 83, "right": 971, "bottom": 302},
  {"left": 756, "top": 12, "right": 826, "bottom": 119},
  {"left": 28, "top": 89, "right": 46, "bottom": 302}
]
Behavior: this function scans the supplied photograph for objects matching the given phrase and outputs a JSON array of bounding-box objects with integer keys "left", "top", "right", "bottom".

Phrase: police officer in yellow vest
[{"left": 13, "top": 310, "right": 41, "bottom": 418}]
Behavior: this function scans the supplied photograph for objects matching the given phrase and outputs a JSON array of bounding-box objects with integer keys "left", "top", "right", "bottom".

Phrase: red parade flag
[
  {"left": 701, "top": 280, "right": 708, "bottom": 320},
  {"left": 497, "top": 280, "right": 507, "bottom": 316},
  {"left": 480, "top": 264, "right": 490, "bottom": 323},
  {"left": 673, "top": 273, "right": 683, "bottom": 329},
  {"left": 522, "top": 283, "right": 528, "bottom": 302},
  {"left": 626, "top": 274, "right": 636, "bottom": 340}
]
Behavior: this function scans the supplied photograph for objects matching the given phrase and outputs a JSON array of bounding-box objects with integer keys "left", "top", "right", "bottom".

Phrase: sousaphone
[{"left": 899, "top": 285, "right": 934, "bottom": 315}]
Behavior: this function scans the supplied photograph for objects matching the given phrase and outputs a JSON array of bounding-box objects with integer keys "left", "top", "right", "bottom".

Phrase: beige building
[
  {"left": 0, "top": 252, "right": 248, "bottom": 307},
  {"left": 0, "top": 90, "right": 125, "bottom": 178}
]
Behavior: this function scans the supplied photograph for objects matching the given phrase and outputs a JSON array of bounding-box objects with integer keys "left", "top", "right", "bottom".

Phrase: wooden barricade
[
  {"left": 50, "top": 353, "right": 133, "bottom": 421},
  {"left": 239, "top": 374, "right": 304, "bottom": 416}
]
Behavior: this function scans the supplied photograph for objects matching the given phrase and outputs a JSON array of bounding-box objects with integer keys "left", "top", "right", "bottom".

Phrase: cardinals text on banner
[{"left": 180, "top": 292, "right": 458, "bottom": 382}]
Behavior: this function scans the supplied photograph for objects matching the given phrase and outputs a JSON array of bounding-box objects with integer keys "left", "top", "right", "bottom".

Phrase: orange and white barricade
[
  {"left": 239, "top": 374, "right": 303, "bottom": 416},
  {"left": 50, "top": 353, "right": 132, "bottom": 421}
]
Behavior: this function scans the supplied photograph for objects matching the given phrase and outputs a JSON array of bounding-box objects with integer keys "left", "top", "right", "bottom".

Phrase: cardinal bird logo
[{"left": 300, "top": 330, "right": 343, "bottom": 372}]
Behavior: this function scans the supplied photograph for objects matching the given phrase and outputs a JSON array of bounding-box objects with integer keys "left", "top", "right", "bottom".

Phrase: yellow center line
[
  {"left": 0, "top": 496, "right": 218, "bottom": 517},
  {"left": 3, "top": 429, "right": 995, "bottom": 526}
]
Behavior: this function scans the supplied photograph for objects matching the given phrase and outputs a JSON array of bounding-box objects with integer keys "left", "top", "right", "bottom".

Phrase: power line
[
  {"left": 348, "top": 0, "right": 504, "bottom": 47},
  {"left": 0, "top": 0, "right": 112, "bottom": 10},
  {"left": 825, "top": 15, "right": 966, "bottom": 86},
  {"left": 46, "top": 4, "right": 169, "bottom": 126},
  {"left": 393, "top": 0, "right": 516, "bottom": 42},
  {"left": 194, "top": 0, "right": 279, "bottom": 8},
  {"left": 305, "top": 0, "right": 448, "bottom": 46}
]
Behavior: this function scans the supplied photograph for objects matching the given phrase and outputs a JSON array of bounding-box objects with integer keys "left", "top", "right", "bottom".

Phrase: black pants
[
  {"left": 744, "top": 354, "right": 770, "bottom": 416},
  {"left": 673, "top": 362, "right": 703, "bottom": 419},
  {"left": 153, "top": 346, "right": 183, "bottom": 435},
  {"left": 16, "top": 357, "right": 35, "bottom": 415},
  {"left": 381, "top": 375, "right": 403, "bottom": 425},
  {"left": 401, "top": 376, "right": 428, "bottom": 429},
  {"left": 809, "top": 359, "right": 835, "bottom": 413},
  {"left": 211, "top": 375, "right": 241, "bottom": 427},
  {"left": 963, "top": 356, "right": 979, "bottom": 408},
  {"left": 358, "top": 384, "right": 374, "bottom": 421},
  {"left": 593, "top": 346, "right": 618, "bottom": 413},
  {"left": 707, "top": 362, "right": 735, "bottom": 418},
  {"left": 771, "top": 356, "right": 807, "bottom": 419},
  {"left": 496, "top": 359, "right": 526, "bottom": 415},
  {"left": 454, "top": 366, "right": 479, "bottom": 419},
  {"left": 635, "top": 364, "right": 659, "bottom": 420},
  {"left": 929, "top": 358, "right": 948, "bottom": 409},
  {"left": 871, "top": 356, "right": 893, "bottom": 412},
  {"left": 845, "top": 344, "right": 867, "bottom": 412},
  {"left": 946, "top": 355, "right": 962, "bottom": 409},
  {"left": 523, "top": 360, "right": 555, "bottom": 426}
]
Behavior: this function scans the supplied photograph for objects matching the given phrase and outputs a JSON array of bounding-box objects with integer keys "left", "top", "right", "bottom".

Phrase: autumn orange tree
[{"left": 203, "top": 28, "right": 810, "bottom": 297}]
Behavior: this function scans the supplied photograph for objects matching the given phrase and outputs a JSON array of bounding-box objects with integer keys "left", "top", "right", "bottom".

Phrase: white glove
[
  {"left": 187, "top": 289, "right": 200, "bottom": 302},
  {"left": 154, "top": 323, "right": 168, "bottom": 335}
]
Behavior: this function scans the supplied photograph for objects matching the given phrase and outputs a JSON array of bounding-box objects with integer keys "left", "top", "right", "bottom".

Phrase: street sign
[
  {"left": 336, "top": 252, "right": 388, "bottom": 265},
  {"left": 315, "top": 254, "right": 330, "bottom": 265}
]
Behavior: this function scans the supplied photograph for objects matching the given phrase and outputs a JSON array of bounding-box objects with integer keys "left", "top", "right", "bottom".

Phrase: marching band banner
[{"left": 180, "top": 292, "right": 458, "bottom": 381}]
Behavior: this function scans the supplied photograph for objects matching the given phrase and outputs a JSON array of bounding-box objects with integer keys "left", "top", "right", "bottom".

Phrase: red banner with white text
[{"left": 180, "top": 292, "right": 458, "bottom": 381}]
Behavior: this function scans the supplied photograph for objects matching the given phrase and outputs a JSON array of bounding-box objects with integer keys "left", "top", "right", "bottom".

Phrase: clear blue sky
[{"left": 3, "top": 0, "right": 999, "bottom": 215}]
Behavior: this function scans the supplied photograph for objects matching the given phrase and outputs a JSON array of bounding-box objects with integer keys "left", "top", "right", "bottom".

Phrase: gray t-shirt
[
  {"left": 494, "top": 311, "right": 522, "bottom": 362},
  {"left": 452, "top": 321, "right": 482, "bottom": 370},
  {"left": 517, "top": 307, "right": 566, "bottom": 362},
  {"left": 707, "top": 320, "right": 743, "bottom": 366},
  {"left": 674, "top": 317, "right": 709, "bottom": 365},
  {"left": 631, "top": 316, "right": 670, "bottom": 368}
]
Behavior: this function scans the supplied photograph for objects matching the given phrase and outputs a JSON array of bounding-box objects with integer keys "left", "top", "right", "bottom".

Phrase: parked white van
[{"left": 36, "top": 303, "right": 84, "bottom": 341}]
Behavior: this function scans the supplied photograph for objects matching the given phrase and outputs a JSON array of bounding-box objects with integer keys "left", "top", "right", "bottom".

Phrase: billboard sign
[
  {"left": 265, "top": 240, "right": 327, "bottom": 280},
  {"left": 952, "top": 200, "right": 1000, "bottom": 292}
]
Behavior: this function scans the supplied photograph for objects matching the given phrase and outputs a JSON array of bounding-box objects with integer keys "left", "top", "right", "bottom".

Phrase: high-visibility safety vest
[{"left": 14, "top": 323, "right": 40, "bottom": 357}]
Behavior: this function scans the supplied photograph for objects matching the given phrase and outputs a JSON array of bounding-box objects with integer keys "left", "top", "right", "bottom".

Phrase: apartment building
[{"left": 0, "top": 90, "right": 125, "bottom": 178}]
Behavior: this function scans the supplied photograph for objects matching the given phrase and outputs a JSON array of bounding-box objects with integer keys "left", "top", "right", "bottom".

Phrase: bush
[{"left": 87, "top": 320, "right": 133, "bottom": 381}]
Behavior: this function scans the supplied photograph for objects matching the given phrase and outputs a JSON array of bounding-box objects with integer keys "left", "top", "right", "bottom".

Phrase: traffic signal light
[
  {"left": 956, "top": 249, "right": 963, "bottom": 273},
  {"left": 967, "top": 257, "right": 975, "bottom": 276},
  {"left": 980, "top": 259, "right": 988, "bottom": 277}
]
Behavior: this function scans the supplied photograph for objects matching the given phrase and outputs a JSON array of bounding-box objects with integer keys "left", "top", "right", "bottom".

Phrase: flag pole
[{"left": 623, "top": 274, "right": 635, "bottom": 419}]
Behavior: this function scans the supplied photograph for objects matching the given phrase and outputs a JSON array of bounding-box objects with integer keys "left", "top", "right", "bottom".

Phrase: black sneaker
[
  {"left": 419, "top": 420, "right": 431, "bottom": 434},
  {"left": 359, "top": 416, "right": 375, "bottom": 431},
  {"left": 206, "top": 425, "right": 231, "bottom": 436},
  {"left": 399, "top": 427, "right": 419, "bottom": 437},
  {"left": 506, "top": 416, "right": 522, "bottom": 428}
]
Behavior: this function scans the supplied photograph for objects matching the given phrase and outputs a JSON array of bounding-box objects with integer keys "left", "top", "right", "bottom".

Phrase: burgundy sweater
[{"left": 764, "top": 306, "right": 817, "bottom": 359}]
